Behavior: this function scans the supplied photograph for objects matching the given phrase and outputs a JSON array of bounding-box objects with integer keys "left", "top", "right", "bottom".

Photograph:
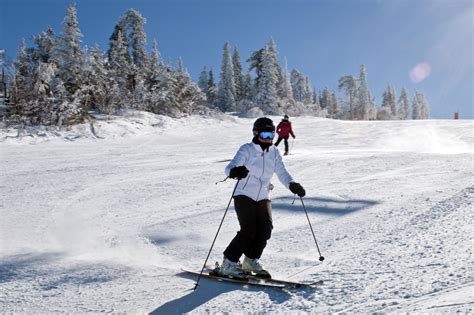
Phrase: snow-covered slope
[{"left": 1, "top": 113, "right": 473, "bottom": 313}]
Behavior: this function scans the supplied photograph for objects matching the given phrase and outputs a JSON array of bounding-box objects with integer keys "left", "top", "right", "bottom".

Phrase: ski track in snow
[{"left": 1, "top": 113, "right": 473, "bottom": 313}]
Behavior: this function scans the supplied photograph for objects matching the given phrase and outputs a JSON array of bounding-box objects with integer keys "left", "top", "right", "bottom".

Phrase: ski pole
[
  {"left": 300, "top": 197, "right": 325, "bottom": 262},
  {"left": 194, "top": 180, "right": 240, "bottom": 290}
]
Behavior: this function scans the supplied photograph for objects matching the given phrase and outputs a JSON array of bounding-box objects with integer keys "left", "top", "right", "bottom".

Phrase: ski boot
[
  {"left": 242, "top": 256, "right": 271, "bottom": 279},
  {"left": 216, "top": 256, "right": 246, "bottom": 279}
]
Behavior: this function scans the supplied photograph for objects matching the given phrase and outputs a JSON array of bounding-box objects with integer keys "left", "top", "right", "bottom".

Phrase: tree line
[{"left": 1, "top": 4, "right": 430, "bottom": 127}]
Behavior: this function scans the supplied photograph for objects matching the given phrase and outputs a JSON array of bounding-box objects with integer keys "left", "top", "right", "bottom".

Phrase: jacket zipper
[
  {"left": 256, "top": 151, "right": 265, "bottom": 200},
  {"left": 241, "top": 176, "right": 250, "bottom": 190}
]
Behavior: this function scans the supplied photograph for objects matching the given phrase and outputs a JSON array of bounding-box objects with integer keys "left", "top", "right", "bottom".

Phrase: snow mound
[
  {"left": 0, "top": 111, "right": 235, "bottom": 144},
  {"left": 373, "top": 123, "right": 473, "bottom": 154}
]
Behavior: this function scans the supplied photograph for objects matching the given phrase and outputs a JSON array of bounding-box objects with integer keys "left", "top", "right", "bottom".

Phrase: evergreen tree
[
  {"left": 320, "top": 86, "right": 331, "bottom": 109},
  {"left": 55, "top": 3, "right": 84, "bottom": 95},
  {"left": 119, "top": 9, "right": 148, "bottom": 69},
  {"left": 312, "top": 89, "right": 320, "bottom": 108},
  {"left": 398, "top": 87, "right": 410, "bottom": 120},
  {"left": 255, "top": 46, "right": 279, "bottom": 113},
  {"left": 368, "top": 91, "right": 378, "bottom": 120},
  {"left": 355, "top": 64, "right": 370, "bottom": 120},
  {"left": 198, "top": 66, "right": 209, "bottom": 94},
  {"left": 338, "top": 75, "right": 358, "bottom": 120},
  {"left": 207, "top": 69, "right": 217, "bottom": 106},
  {"left": 281, "top": 58, "right": 294, "bottom": 101},
  {"left": 176, "top": 57, "right": 185, "bottom": 73},
  {"left": 232, "top": 47, "right": 244, "bottom": 102},
  {"left": 144, "top": 38, "right": 163, "bottom": 95},
  {"left": 267, "top": 38, "right": 284, "bottom": 99},
  {"left": 417, "top": 90, "right": 430, "bottom": 119},
  {"left": 412, "top": 89, "right": 421, "bottom": 119},
  {"left": 290, "top": 69, "right": 307, "bottom": 103},
  {"left": 150, "top": 39, "right": 162, "bottom": 70},
  {"left": 389, "top": 85, "right": 397, "bottom": 117},
  {"left": 86, "top": 46, "right": 113, "bottom": 114},
  {"left": 216, "top": 42, "right": 236, "bottom": 112},
  {"left": 107, "top": 27, "right": 130, "bottom": 101},
  {"left": 108, "top": 9, "right": 148, "bottom": 98},
  {"left": 172, "top": 66, "right": 205, "bottom": 115},
  {"left": 11, "top": 40, "right": 31, "bottom": 106},
  {"left": 303, "top": 76, "right": 313, "bottom": 104},
  {"left": 379, "top": 85, "right": 394, "bottom": 120},
  {"left": 329, "top": 91, "right": 339, "bottom": 118},
  {"left": 32, "top": 27, "right": 56, "bottom": 63},
  {"left": 242, "top": 71, "right": 254, "bottom": 101}
]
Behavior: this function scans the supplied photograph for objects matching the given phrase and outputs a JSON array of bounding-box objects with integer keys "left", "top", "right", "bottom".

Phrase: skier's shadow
[
  {"left": 149, "top": 272, "right": 292, "bottom": 315},
  {"left": 272, "top": 195, "right": 379, "bottom": 216}
]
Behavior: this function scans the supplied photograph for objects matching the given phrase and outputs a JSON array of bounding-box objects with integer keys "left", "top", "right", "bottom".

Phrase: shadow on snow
[
  {"left": 271, "top": 195, "right": 380, "bottom": 216},
  {"left": 150, "top": 271, "right": 296, "bottom": 315},
  {"left": 0, "top": 252, "right": 127, "bottom": 289}
]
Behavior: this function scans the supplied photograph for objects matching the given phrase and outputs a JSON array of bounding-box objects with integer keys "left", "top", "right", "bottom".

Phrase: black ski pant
[
  {"left": 275, "top": 136, "right": 289, "bottom": 154},
  {"left": 224, "top": 195, "right": 273, "bottom": 262}
]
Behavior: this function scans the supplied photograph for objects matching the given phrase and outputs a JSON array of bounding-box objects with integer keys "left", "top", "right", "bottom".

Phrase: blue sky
[{"left": 1, "top": 0, "right": 473, "bottom": 119}]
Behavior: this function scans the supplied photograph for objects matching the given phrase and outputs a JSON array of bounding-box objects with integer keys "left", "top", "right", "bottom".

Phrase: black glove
[
  {"left": 292, "top": 134, "right": 296, "bottom": 139},
  {"left": 229, "top": 166, "right": 249, "bottom": 179},
  {"left": 289, "top": 182, "right": 305, "bottom": 197}
]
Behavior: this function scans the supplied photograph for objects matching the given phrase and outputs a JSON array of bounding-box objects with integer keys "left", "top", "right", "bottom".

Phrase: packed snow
[{"left": 1, "top": 112, "right": 473, "bottom": 313}]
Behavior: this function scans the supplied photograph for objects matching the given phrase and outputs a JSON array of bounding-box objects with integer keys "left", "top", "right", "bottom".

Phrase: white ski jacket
[{"left": 225, "top": 142, "right": 294, "bottom": 201}]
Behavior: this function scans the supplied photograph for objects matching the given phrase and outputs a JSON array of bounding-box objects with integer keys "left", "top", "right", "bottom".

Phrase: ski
[
  {"left": 182, "top": 267, "right": 323, "bottom": 290},
  {"left": 182, "top": 268, "right": 288, "bottom": 289},
  {"left": 203, "top": 265, "right": 323, "bottom": 289}
]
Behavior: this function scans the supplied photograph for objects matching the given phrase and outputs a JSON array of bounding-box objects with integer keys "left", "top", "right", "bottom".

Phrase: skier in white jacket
[{"left": 220, "top": 117, "right": 306, "bottom": 278}]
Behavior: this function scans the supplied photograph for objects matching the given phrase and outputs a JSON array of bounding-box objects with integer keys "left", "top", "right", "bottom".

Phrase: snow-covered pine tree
[
  {"left": 389, "top": 85, "right": 397, "bottom": 117},
  {"left": 108, "top": 8, "right": 148, "bottom": 101},
  {"left": 290, "top": 69, "right": 306, "bottom": 103},
  {"left": 412, "top": 89, "right": 421, "bottom": 120},
  {"left": 338, "top": 75, "right": 358, "bottom": 120},
  {"left": 144, "top": 38, "right": 164, "bottom": 102},
  {"left": 84, "top": 46, "right": 108, "bottom": 112},
  {"left": 216, "top": 42, "right": 236, "bottom": 112},
  {"left": 151, "top": 39, "right": 162, "bottom": 67},
  {"left": 171, "top": 60, "right": 205, "bottom": 115},
  {"left": 86, "top": 46, "right": 114, "bottom": 114},
  {"left": 312, "top": 89, "right": 321, "bottom": 108},
  {"left": 55, "top": 3, "right": 84, "bottom": 96},
  {"left": 177, "top": 57, "right": 185, "bottom": 73},
  {"left": 329, "top": 91, "right": 340, "bottom": 118},
  {"left": 304, "top": 77, "right": 313, "bottom": 104},
  {"left": 255, "top": 46, "right": 279, "bottom": 114},
  {"left": 379, "top": 84, "right": 394, "bottom": 120},
  {"left": 32, "top": 27, "right": 56, "bottom": 64},
  {"left": 232, "top": 47, "right": 244, "bottom": 103},
  {"left": 242, "top": 71, "right": 254, "bottom": 102},
  {"left": 120, "top": 9, "right": 148, "bottom": 69},
  {"left": 398, "top": 87, "right": 410, "bottom": 120},
  {"left": 198, "top": 66, "right": 209, "bottom": 94},
  {"left": 281, "top": 58, "right": 294, "bottom": 101},
  {"left": 368, "top": 91, "right": 378, "bottom": 120},
  {"left": 320, "top": 86, "right": 331, "bottom": 110},
  {"left": 267, "top": 38, "right": 284, "bottom": 99},
  {"left": 417, "top": 90, "right": 430, "bottom": 119},
  {"left": 355, "top": 64, "right": 370, "bottom": 120},
  {"left": 11, "top": 40, "right": 31, "bottom": 111},
  {"left": 207, "top": 69, "right": 217, "bottom": 106},
  {"left": 107, "top": 27, "right": 130, "bottom": 106}
]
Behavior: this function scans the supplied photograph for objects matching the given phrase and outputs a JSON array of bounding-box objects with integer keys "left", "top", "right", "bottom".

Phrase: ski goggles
[{"left": 258, "top": 131, "right": 275, "bottom": 139}]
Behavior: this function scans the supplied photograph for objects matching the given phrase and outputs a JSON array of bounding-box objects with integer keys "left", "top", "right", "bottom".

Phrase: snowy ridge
[{"left": 1, "top": 114, "right": 473, "bottom": 313}]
